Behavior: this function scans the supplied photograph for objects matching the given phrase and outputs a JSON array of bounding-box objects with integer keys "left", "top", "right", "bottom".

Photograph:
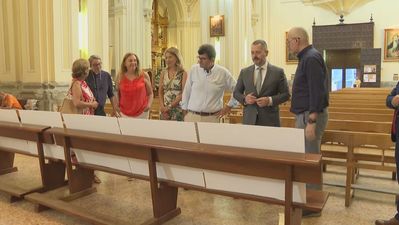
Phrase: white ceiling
[{"left": 302, "top": 0, "right": 374, "bottom": 15}]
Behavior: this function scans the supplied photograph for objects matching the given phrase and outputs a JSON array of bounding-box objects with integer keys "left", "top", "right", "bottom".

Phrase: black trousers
[{"left": 94, "top": 105, "right": 106, "bottom": 116}]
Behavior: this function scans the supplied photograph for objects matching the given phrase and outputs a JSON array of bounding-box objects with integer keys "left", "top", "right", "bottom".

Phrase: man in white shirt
[{"left": 181, "top": 44, "right": 237, "bottom": 123}]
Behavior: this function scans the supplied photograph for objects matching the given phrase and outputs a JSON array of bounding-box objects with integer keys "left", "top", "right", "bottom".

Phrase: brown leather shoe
[{"left": 375, "top": 218, "right": 399, "bottom": 225}]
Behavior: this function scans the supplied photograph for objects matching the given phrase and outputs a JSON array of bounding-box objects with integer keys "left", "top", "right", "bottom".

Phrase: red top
[{"left": 119, "top": 73, "right": 148, "bottom": 117}]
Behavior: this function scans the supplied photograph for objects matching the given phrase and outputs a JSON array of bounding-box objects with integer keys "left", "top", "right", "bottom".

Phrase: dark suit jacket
[
  {"left": 233, "top": 63, "right": 290, "bottom": 126},
  {"left": 386, "top": 82, "right": 399, "bottom": 142}
]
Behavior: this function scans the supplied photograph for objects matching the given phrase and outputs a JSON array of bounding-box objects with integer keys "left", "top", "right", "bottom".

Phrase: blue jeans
[{"left": 295, "top": 108, "right": 329, "bottom": 190}]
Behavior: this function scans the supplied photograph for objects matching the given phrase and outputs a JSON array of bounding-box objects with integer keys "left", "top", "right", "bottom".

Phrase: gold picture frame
[
  {"left": 384, "top": 28, "right": 399, "bottom": 62},
  {"left": 210, "top": 15, "right": 225, "bottom": 37},
  {"left": 285, "top": 32, "right": 298, "bottom": 64}
]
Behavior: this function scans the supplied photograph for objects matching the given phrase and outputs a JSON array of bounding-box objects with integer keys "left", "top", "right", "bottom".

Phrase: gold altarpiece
[{"left": 151, "top": 0, "right": 168, "bottom": 94}]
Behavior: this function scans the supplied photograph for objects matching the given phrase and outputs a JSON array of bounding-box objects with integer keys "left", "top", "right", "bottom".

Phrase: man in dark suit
[{"left": 233, "top": 39, "right": 290, "bottom": 126}]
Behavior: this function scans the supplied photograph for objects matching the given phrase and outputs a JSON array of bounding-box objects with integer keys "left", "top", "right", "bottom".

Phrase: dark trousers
[
  {"left": 395, "top": 117, "right": 399, "bottom": 220},
  {"left": 94, "top": 105, "right": 106, "bottom": 116}
]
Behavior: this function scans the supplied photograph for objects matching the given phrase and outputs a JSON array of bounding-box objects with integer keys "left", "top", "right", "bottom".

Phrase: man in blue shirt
[
  {"left": 375, "top": 86, "right": 399, "bottom": 225},
  {"left": 86, "top": 55, "right": 120, "bottom": 116},
  {"left": 287, "top": 27, "right": 329, "bottom": 217},
  {"left": 287, "top": 27, "right": 329, "bottom": 153}
]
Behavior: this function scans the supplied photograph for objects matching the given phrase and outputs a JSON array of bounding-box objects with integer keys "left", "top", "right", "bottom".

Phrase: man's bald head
[
  {"left": 288, "top": 27, "right": 309, "bottom": 44},
  {"left": 287, "top": 27, "right": 310, "bottom": 54}
]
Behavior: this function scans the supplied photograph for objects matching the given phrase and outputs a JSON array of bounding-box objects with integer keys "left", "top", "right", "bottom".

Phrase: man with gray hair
[
  {"left": 233, "top": 39, "right": 290, "bottom": 126},
  {"left": 287, "top": 27, "right": 329, "bottom": 217},
  {"left": 86, "top": 55, "right": 120, "bottom": 116}
]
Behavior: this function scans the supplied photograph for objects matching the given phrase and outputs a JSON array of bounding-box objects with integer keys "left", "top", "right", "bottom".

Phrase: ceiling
[{"left": 302, "top": 0, "right": 374, "bottom": 15}]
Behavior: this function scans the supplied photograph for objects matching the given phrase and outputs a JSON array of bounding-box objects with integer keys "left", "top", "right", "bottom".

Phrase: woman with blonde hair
[
  {"left": 158, "top": 47, "right": 187, "bottom": 121},
  {"left": 70, "top": 59, "right": 98, "bottom": 115},
  {"left": 116, "top": 53, "right": 153, "bottom": 119}
]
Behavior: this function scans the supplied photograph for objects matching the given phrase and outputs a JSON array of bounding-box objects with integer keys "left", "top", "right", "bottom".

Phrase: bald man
[{"left": 287, "top": 27, "right": 329, "bottom": 217}]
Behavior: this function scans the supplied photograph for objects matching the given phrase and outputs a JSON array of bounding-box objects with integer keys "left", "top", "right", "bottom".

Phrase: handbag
[
  {"left": 59, "top": 81, "right": 81, "bottom": 114},
  {"left": 59, "top": 97, "right": 79, "bottom": 114}
]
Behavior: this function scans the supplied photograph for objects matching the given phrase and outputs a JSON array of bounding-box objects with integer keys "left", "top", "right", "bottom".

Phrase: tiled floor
[{"left": 0, "top": 154, "right": 398, "bottom": 225}]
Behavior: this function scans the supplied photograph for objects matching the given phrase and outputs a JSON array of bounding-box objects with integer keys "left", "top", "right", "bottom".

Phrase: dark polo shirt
[
  {"left": 290, "top": 45, "right": 329, "bottom": 114},
  {"left": 85, "top": 70, "right": 114, "bottom": 107}
]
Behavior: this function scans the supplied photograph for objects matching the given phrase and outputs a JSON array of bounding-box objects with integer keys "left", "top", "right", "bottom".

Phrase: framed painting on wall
[
  {"left": 286, "top": 32, "right": 298, "bottom": 64},
  {"left": 210, "top": 15, "right": 225, "bottom": 37},
  {"left": 384, "top": 29, "right": 399, "bottom": 62}
]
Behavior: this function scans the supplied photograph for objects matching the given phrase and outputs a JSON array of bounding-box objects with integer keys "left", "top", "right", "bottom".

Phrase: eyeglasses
[
  {"left": 92, "top": 62, "right": 102, "bottom": 67},
  {"left": 286, "top": 37, "right": 300, "bottom": 44},
  {"left": 197, "top": 56, "right": 209, "bottom": 61}
]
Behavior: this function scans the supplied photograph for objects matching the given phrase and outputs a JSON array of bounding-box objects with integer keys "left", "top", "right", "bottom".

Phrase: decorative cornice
[{"left": 301, "top": 0, "right": 374, "bottom": 15}]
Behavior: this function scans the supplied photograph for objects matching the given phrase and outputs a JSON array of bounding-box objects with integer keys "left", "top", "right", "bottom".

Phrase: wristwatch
[{"left": 308, "top": 118, "right": 317, "bottom": 124}]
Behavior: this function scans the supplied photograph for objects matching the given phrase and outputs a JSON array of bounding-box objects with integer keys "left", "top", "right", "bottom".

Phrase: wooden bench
[
  {"left": 0, "top": 109, "right": 66, "bottom": 202},
  {"left": 19, "top": 115, "right": 328, "bottom": 225},
  {"left": 279, "top": 110, "right": 392, "bottom": 122},
  {"left": 321, "top": 130, "right": 394, "bottom": 206},
  {"left": 279, "top": 106, "right": 392, "bottom": 115}
]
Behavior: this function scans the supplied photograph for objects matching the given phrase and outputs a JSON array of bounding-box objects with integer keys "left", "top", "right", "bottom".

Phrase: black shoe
[{"left": 302, "top": 210, "right": 321, "bottom": 218}]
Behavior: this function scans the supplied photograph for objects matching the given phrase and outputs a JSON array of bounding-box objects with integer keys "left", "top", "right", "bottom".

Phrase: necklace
[{"left": 168, "top": 69, "right": 177, "bottom": 80}]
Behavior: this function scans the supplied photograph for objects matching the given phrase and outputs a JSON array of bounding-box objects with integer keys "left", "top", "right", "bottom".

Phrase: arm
[
  {"left": 143, "top": 72, "right": 153, "bottom": 112},
  {"left": 71, "top": 81, "right": 97, "bottom": 109},
  {"left": 170, "top": 71, "right": 188, "bottom": 108},
  {"left": 306, "top": 57, "right": 327, "bottom": 114},
  {"left": 387, "top": 84, "right": 399, "bottom": 109},
  {"left": 305, "top": 58, "right": 327, "bottom": 141},
  {"left": 158, "top": 71, "right": 168, "bottom": 113},
  {"left": 218, "top": 71, "right": 238, "bottom": 117},
  {"left": 181, "top": 70, "right": 193, "bottom": 111},
  {"left": 269, "top": 69, "right": 290, "bottom": 106},
  {"left": 225, "top": 71, "right": 238, "bottom": 108},
  {"left": 233, "top": 70, "right": 246, "bottom": 104},
  {"left": 106, "top": 74, "right": 120, "bottom": 116},
  {"left": 109, "top": 96, "right": 120, "bottom": 117}
]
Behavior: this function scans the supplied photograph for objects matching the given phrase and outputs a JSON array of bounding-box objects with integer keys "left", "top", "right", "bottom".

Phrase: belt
[{"left": 189, "top": 110, "right": 219, "bottom": 116}]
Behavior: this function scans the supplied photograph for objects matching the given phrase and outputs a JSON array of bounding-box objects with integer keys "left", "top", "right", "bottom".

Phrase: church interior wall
[{"left": 0, "top": 0, "right": 398, "bottom": 110}]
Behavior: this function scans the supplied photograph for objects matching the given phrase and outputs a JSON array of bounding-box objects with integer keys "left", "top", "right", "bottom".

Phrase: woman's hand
[
  {"left": 91, "top": 101, "right": 99, "bottom": 109},
  {"left": 160, "top": 105, "right": 169, "bottom": 113},
  {"left": 143, "top": 105, "right": 150, "bottom": 112}
]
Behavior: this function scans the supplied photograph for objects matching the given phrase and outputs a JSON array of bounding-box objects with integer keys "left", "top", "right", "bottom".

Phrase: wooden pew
[
  {"left": 321, "top": 130, "right": 394, "bottom": 207},
  {"left": 279, "top": 110, "right": 391, "bottom": 122},
  {"left": 278, "top": 115, "right": 395, "bottom": 207},
  {"left": 279, "top": 106, "right": 392, "bottom": 115},
  {"left": 0, "top": 110, "right": 66, "bottom": 202},
  {"left": 24, "top": 117, "right": 328, "bottom": 225}
]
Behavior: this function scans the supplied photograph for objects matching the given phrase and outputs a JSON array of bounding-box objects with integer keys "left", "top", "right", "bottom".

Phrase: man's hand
[
  {"left": 245, "top": 93, "right": 257, "bottom": 105},
  {"left": 256, "top": 97, "right": 270, "bottom": 107},
  {"left": 305, "top": 123, "right": 316, "bottom": 141},
  {"left": 392, "top": 95, "right": 399, "bottom": 107},
  {"left": 217, "top": 105, "right": 232, "bottom": 118},
  {"left": 113, "top": 108, "right": 121, "bottom": 117}
]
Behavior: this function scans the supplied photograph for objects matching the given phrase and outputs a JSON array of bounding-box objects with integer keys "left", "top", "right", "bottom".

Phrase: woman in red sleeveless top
[{"left": 116, "top": 53, "right": 153, "bottom": 119}]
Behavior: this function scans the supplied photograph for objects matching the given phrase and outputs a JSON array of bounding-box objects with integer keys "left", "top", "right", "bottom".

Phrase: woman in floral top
[
  {"left": 158, "top": 47, "right": 187, "bottom": 121},
  {"left": 70, "top": 59, "right": 98, "bottom": 115}
]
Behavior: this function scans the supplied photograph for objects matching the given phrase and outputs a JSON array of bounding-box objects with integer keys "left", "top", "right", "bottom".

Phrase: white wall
[{"left": 252, "top": 0, "right": 399, "bottom": 82}]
